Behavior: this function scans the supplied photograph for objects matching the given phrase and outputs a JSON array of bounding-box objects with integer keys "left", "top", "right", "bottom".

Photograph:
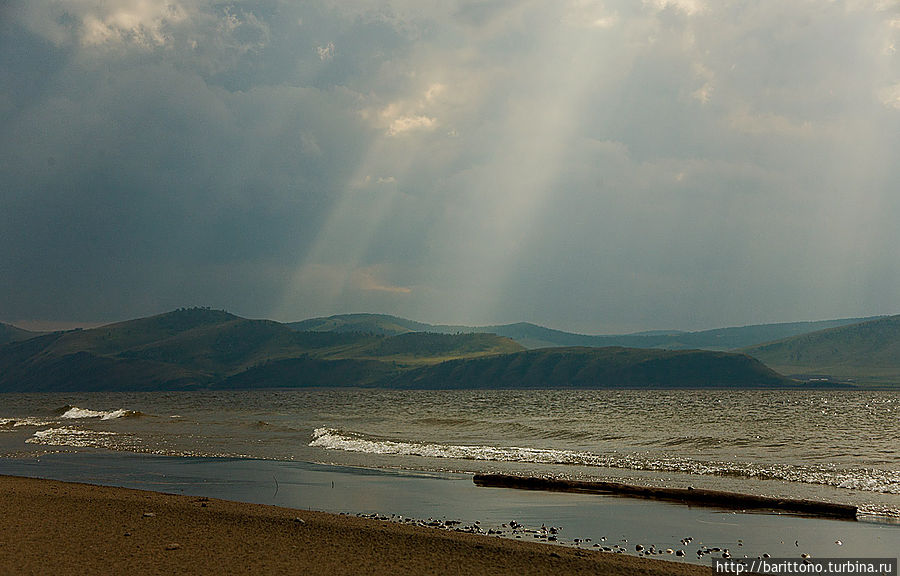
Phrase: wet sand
[{"left": 0, "top": 474, "right": 707, "bottom": 576}]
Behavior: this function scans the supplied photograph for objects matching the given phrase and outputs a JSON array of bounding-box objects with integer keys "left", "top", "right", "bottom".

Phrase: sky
[{"left": 1, "top": 0, "right": 899, "bottom": 334}]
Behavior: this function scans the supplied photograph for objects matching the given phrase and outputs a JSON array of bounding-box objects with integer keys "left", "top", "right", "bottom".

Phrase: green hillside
[
  {"left": 0, "top": 332, "right": 202, "bottom": 392},
  {"left": 287, "top": 314, "right": 436, "bottom": 335},
  {"left": 365, "top": 332, "right": 523, "bottom": 360},
  {"left": 0, "top": 308, "right": 523, "bottom": 392},
  {"left": 387, "top": 347, "right": 795, "bottom": 390},
  {"left": 742, "top": 315, "right": 900, "bottom": 385},
  {"left": 6, "top": 307, "right": 883, "bottom": 392},
  {"left": 657, "top": 318, "right": 881, "bottom": 351},
  {"left": 214, "top": 332, "right": 522, "bottom": 390}
]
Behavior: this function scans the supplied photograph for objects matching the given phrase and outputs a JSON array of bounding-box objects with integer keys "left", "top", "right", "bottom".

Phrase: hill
[
  {"left": 387, "top": 347, "right": 795, "bottom": 389},
  {"left": 287, "top": 313, "right": 436, "bottom": 336},
  {"left": 0, "top": 308, "right": 289, "bottom": 391},
  {"left": 653, "top": 318, "right": 882, "bottom": 351},
  {"left": 287, "top": 313, "right": 879, "bottom": 351},
  {"left": 0, "top": 322, "right": 41, "bottom": 346},
  {"left": 741, "top": 315, "right": 900, "bottom": 385},
  {"left": 215, "top": 332, "right": 524, "bottom": 390},
  {"left": 5, "top": 308, "right": 896, "bottom": 391},
  {"left": 216, "top": 356, "right": 398, "bottom": 389},
  {"left": 0, "top": 308, "right": 523, "bottom": 392},
  {"left": 0, "top": 308, "right": 795, "bottom": 392}
]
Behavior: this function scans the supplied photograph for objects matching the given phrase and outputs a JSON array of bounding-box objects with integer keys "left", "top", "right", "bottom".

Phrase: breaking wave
[
  {"left": 309, "top": 427, "right": 900, "bottom": 495},
  {"left": 24, "top": 425, "right": 259, "bottom": 459},
  {"left": 56, "top": 405, "right": 143, "bottom": 420},
  {"left": 0, "top": 417, "right": 55, "bottom": 430}
]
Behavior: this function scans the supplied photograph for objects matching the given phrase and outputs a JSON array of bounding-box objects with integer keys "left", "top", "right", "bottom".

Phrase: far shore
[{"left": 0, "top": 474, "right": 708, "bottom": 576}]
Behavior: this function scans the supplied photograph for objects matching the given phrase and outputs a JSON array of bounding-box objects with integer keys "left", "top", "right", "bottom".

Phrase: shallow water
[
  {"left": 1, "top": 452, "right": 897, "bottom": 566},
  {"left": 1, "top": 389, "right": 898, "bottom": 518}
]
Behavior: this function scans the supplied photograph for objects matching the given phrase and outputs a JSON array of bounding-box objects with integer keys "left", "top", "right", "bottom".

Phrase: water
[
  {"left": 1, "top": 389, "right": 899, "bottom": 520},
  {"left": 2, "top": 452, "right": 897, "bottom": 564}
]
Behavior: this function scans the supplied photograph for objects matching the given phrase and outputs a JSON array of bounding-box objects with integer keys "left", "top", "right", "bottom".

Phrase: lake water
[
  {"left": 2, "top": 388, "right": 899, "bottom": 564},
  {"left": 2, "top": 388, "right": 898, "bottom": 520}
]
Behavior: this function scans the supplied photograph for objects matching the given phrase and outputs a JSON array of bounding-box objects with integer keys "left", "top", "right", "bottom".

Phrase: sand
[{"left": 0, "top": 475, "right": 710, "bottom": 576}]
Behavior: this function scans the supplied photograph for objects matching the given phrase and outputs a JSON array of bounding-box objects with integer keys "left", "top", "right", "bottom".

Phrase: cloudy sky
[{"left": 1, "top": 1, "right": 899, "bottom": 333}]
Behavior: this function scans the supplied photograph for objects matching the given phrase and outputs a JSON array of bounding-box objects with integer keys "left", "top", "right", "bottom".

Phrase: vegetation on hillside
[
  {"left": 0, "top": 308, "right": 522, "bottom": 392},
  {"left": 288, "top": 313, "right": 879, "bottom": 351},
  {"left": 386, "top": 347, "right": 794, "bottom": 390},
  {"left": 3, "top": 308, "right": 894, "bottom": 391},
  {"left": 741, "top": 315, "right": 900, "bottom": 385}
]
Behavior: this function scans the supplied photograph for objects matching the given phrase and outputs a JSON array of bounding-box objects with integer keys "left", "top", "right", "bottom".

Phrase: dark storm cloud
[{"left": 2, "top": 1, "right": 385, "bottom": 321}]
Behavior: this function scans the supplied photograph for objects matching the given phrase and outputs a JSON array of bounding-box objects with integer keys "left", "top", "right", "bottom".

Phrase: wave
[
  {"left": 56, "top": 405, "right": 143, "bottom": 420},
  {"left": 309, "top": 428, "right": 900, "bottom": 495},
  {"left": 411, "top": 417, "right": 479, "bottom": 427},
  {"left": 410, "top": 417, "right": 592, "bottom": 441},
  {"left": 25, "top": 426, "right": 256, "bottom": 459},
  {"left": 858, "top": 505, "right": 900, "bottom": 522},
  {"left": 0, "top": 417, "right": 55, "bottom": 430},
  {"left": 26, "top": 427, "right": 120, "bottom": 449},
  {"left": 2, "top": 406, "right": 142, "bottom": 432}
]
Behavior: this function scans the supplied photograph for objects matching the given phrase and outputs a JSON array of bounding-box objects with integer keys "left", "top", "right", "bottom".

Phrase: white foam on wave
[
  {"left": 309, "top": 428, "right": 900, "bottom": 495},
  {"left": 857, "top": 504, "right": 900, "bottom": 521},
  {"left": 0, "top": 417, "right": 55, "bottom": 430},
  {"left": 60, "top": 406, "right": 136, "bottom": 420},
  {"left": 24, "top": 426, "right": 256, "bottom": 459},
  {"left": 26, "top": 426, "right": 119, "bottom": 449},
  {"left": 309, "top": 427, "right": 592, "bottom": 464}
]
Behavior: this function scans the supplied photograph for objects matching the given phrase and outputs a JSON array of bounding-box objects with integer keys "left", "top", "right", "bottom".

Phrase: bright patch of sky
[{"left": 1, "top": 0, "right": 898, "bottom": 333}]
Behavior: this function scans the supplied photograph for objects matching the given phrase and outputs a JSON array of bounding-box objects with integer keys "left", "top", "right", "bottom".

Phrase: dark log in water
[{"left": 472, "top": 474, "right": 858, "bottom": 520}]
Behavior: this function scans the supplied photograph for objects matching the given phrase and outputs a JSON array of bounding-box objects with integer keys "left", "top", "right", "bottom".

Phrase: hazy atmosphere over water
[{"left": 2, "top": 1, "right": 899, "bottom": 332}]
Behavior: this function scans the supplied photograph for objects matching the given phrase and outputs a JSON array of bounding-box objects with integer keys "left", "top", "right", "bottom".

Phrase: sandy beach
[{"left": 0, "top": 474, "right": 709, "bottom": 576}]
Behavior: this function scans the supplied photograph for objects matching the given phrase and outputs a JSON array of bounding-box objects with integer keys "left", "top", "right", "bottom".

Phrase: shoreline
[
  {"left": 0, "top": 474, "right": 707, "bottom": 575},
  {"left": 2, "top": 452, "right": 896, "bottom": 566}
]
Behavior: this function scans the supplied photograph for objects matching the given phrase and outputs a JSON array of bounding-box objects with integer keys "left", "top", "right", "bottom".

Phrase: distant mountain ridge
[
  {"left": 0, "top": 308, "right": 523, "bottom": 392},
  {"left": 741, "top": 315, "right": 900, "bottom": 386},
  {"left": 287, "top": 314, "right": 882, "bottom": 351},
  {"left": 0, "top": 308, "right": 799, "bottom": 392}
]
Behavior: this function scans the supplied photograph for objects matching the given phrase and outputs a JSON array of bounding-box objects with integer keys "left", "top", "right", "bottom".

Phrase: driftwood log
[{"left": 472, "top": 474, "right": 857, "bottom": 520}]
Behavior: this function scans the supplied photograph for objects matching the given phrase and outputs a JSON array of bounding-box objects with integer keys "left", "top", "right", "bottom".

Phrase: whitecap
[
  {"left": 309, "top": 428, "right": 900, "bottom": 495},
  {"left": 0, "top": 417, "right": 55, "bottom": 430},
  {"left": 60, "top": 406, "right": 140, "bottom": 420}
]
